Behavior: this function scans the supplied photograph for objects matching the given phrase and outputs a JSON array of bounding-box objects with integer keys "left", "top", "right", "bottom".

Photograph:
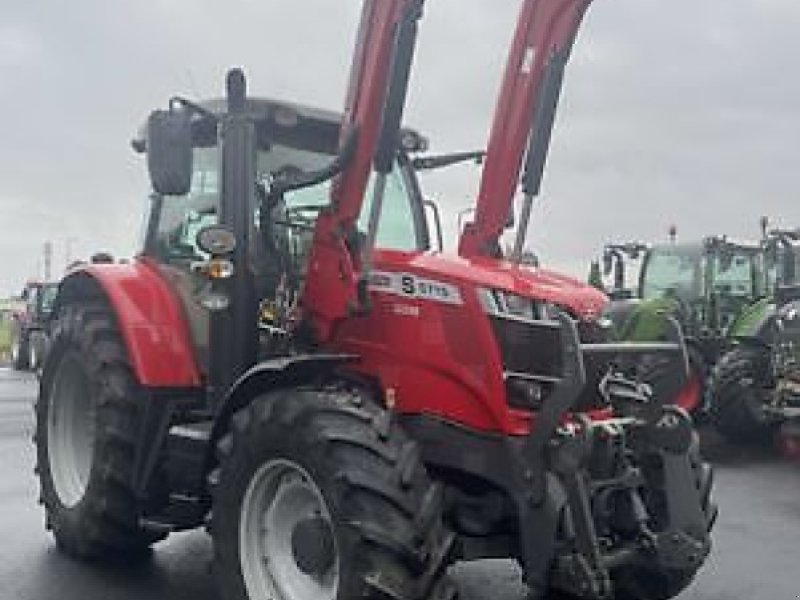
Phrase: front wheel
[
  {"left": 710, "top": 345, "right": 778, "bottom": 443},
  {"left": 209, "top": 386, "right": 457, "bottom": 600},
  {"left": 11, "top": 332, "right": 29, "bottom": 370},
  {"left": 28, "top": 331, "right": 46, "bottom": 372}
]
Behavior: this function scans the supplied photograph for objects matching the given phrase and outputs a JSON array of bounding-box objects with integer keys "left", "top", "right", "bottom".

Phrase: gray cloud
[{"left": 1, "top": 0, "right": 798, "bottom": 295}]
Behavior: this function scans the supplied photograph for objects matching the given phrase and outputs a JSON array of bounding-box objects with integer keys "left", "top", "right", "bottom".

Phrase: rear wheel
[
  {"left": 209, "top": 386, "right": 457, "bottom": 600},
  {"left": 35, "top": 301, "right": 164, "bottom": 558},
  {"left": 710, "top": 345, "right": 777, "bottom": 443}
]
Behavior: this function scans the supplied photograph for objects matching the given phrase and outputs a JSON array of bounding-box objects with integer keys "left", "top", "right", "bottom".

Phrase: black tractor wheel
[
  {"left": 710, "top": 345, "right": 777, "bottom": 443},
  {"left": 209, "top": 386, "right": 458, "bottom": 600},
  {"left": 28, "top": 330, "right": 47, "bottom": 372},
  {"left": 11, "top": 332, "right": 29, "bottom": 370},
  {"left": 35, "top": 301, "right": 164, "bottom": 559}
]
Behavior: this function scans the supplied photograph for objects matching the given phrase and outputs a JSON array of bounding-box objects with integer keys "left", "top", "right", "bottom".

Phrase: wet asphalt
[{"left": 0, "top": 366, "right": 798, "bottom": 600}]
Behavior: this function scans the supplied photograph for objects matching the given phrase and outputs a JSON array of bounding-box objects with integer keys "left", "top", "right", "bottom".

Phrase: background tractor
[
  {"left": 600, "top": 236, "right": 766, "bottom": 416},
  {"left": 9, "top": 280, "right": 58, "bottom": 371},
  {"left": 34, "top": 1, "right": 715, "bottom": 600},
  {"left": 709, "top": 227, "right": 800, "bottom": 444}
]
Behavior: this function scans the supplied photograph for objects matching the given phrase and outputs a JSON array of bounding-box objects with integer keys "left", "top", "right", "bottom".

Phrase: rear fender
[{"left": 54, "top": 259, "right": 201, "bottom": 387}]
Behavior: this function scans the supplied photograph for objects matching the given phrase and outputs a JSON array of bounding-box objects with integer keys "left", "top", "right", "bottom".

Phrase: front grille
[
  {"left": 490, "top": 314, "right": 611, "bottom": 412},
  {"left": 489, "top": 315, "right": 562, "bottom": 378}
]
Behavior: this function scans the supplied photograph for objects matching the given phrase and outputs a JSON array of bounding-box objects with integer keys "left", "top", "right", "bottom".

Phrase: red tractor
[
  {"left": 10, "top": 280, "right": 58, "bottom": 371},
  {"left": 35, "top": 1, "right": 714, "bottom": 599}
]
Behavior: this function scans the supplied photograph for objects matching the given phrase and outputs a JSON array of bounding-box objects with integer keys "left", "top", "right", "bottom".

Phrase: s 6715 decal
[{"left": 369, "top": 271, "right": 463, "bottom": 305}]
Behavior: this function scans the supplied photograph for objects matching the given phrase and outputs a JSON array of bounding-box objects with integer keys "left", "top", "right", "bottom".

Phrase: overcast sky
[{"left": 1, "top": 0, "right": 799, "bottom": 297}]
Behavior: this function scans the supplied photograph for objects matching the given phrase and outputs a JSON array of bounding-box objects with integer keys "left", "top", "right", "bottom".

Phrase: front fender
[
  {"left": 604, "top": 297, "right": 681, "bottom": 342},
  {"left": 206, "top": 354, "right": 358, "bottom": 466},
  {"left": 727, "top": 297, "right": 775, "bottom": 344},
  {"left": 55, "top": 257, "right": 201, "bottom": 387}
]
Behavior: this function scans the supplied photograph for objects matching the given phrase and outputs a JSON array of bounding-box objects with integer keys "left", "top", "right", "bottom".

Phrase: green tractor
[
  {"left": 601, "top": 236, "right": 767, "bottom": 417},
  {"left": 709, "top": 228, "right": 800, "bottom": 443}
]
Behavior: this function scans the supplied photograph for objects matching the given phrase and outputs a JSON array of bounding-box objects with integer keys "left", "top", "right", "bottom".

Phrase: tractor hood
[{"left": 374, "top": 249, "right": 609, "bottom": 321}]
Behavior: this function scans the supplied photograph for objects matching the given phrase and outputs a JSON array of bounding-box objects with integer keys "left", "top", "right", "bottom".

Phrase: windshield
[
  {"left": 640, "top": 246, "right": 704, "bottom": 301},
  {"left": 280, "top": 167, "right": 420, "bottom": 252},
  {"left": 148, "top": 139, "right": 423, "bottom": 265},
  {"left": 764, "top": 244, "right": 800, "bottom": 290},
  {"left": 40, "top": 285, "right": 59, "bottom": 315},
  {"left": 710, "top": 250, "right": 757, "bottom": 298}
]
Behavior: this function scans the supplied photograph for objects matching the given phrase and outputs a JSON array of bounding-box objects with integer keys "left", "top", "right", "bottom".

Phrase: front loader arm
[
  {"left": 459, "top": 0, "right": 592, "bottom": 259},
  {"left": 304, "top": 0, "right": 424, "bottom": 340}
]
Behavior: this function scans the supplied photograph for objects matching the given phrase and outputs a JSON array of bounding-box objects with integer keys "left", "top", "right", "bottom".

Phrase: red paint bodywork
[
  {"left": 64, "top": 258, "right": 201, "bottom": 388},
  {"left": 304, "top": 0, "right": 418, "bottom": 337},
  {"left": 300, "top": 0, "right": 606, "bottom": 436},
  {"left": 459, "top": 0, "right": 591, "bottom": 258},
  {"left": 330, "top": 249, "right": 607, "bottom": 435},
  {"left": 674, "top": 371, "right": 702, "bottom": 414},
  {"left": 84, "top": 0, "right": 611, "bottom": 442}
]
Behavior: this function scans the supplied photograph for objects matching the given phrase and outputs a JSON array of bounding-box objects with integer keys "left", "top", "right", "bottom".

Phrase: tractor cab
[
  {"left": 135, "top": 89, "right": 432, "bottom": 379},
  {"left": 599, "top": 241, "right": 647, "bottom": 300},
  {"left": 763, "top": 229, "right": 800, "bottom": 303},
  {"left": 638, "top": 238, "right": 764, "bottom": 338}
]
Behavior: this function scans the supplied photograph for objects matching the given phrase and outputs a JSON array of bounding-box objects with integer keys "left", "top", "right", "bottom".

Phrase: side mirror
[{"left": 147, "top": 110, "right": 193, "bottom": 196}]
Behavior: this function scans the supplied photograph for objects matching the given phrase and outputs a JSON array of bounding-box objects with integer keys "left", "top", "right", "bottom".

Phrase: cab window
[{"left": 151, "top": 147, "right": 220, "bottom": 263}]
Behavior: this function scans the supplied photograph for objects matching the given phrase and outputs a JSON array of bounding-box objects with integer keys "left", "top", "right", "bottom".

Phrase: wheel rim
[
  {"left": 47, "top": 353, "right": 95, "bottom": 508},
  {"left": 239, "top": 459, "right": 339, "bottom": 600}
]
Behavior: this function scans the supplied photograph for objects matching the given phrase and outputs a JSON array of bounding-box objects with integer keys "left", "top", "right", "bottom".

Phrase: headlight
[{"left": 478, "top": 288, "right": 540, "bottom": 320}]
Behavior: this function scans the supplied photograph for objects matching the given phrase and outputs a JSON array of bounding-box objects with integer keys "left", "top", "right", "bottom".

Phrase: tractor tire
[
  {"left": 28, "top": 331, "right": 46, "bottom": 372},
  {"left": 208, "top": 386, "right": 458, "bottom": 600},
  {"left": 11, "top": 332, "right": 29, "bottom": 370},
  {"left": 710, "top": 345, "right": 777, "bottom": 443},
  {"left": 35, "top": 301, "right": 164, "bottom": 559}
]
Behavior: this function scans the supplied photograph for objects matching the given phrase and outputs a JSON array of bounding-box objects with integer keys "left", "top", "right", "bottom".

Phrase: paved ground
[{"left": 0, "top": 366, "right": 798, "bottom": 600}]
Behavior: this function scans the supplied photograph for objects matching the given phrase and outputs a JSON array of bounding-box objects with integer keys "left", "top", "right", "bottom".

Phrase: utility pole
[{"left": 43, "top": 241, "right": 52, "bottom": 281}]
